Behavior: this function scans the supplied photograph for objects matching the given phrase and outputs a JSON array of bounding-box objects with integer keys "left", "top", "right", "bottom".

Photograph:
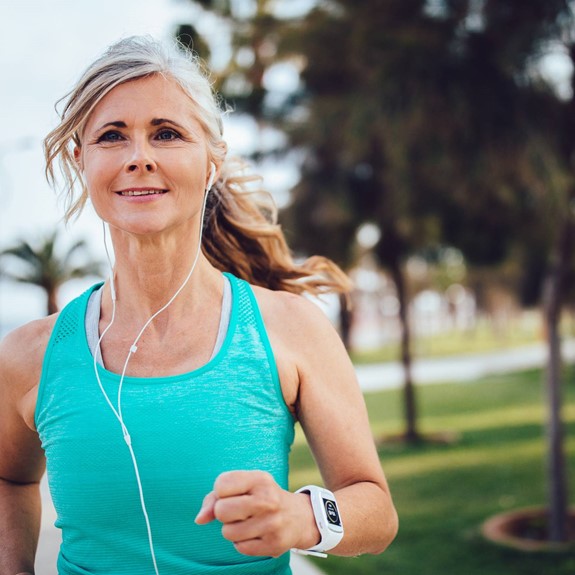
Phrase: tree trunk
[
  {"left": 542, "top": 216, "right": 575, "bottom": 542},
  {"left": 388, "top": 255, "right": 419, "bottom": 443},
  {"left": 47, "top": 288, "right": 59, "bottom": 316},
  {"left": 338, "top": 293, "right": 353, "bottom": 351}
]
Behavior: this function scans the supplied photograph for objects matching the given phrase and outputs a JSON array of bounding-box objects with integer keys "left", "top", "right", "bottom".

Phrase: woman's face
[{"left": 77, "top": 74, "right": 212, "bottom": 237}]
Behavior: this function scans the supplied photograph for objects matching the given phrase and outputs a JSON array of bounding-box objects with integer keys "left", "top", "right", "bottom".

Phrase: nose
[{"left": 124, "top": 139, "right": 157, "bottom": 174}]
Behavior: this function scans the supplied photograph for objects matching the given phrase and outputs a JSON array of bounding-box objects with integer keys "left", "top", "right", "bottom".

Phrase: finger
[
  {"left": 215, "top": 488, "right": 281, "bottom": 522},
  {"left": 214, "top": 470, "right": 273, "bottom": 499},
  {"left": 233, "top": 539, "right": 260, "bottom": 557},
  {"left": 194, "top": 491, "right": 218, "bottom": 524},
  {"left": 214, "top": 494, "right": 254, "bottom": 524},
  {"left": 233, "top": 538, "right": 284, "bottom": 558},
  {"left": 221, "top": 514, "right": 262, "bottom": 543}
]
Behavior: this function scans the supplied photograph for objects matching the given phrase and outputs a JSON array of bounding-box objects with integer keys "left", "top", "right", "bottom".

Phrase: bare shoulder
[
  {"left": 0, "top": 315, "right": 58, "bottom": 399},
  {"left": 250, "top": 286, "right": 350, "bottom": 377},
  {"left": 0, "top": 316, "right": 56, "bottom": 481},
  {"left": 251, "top": 286, "right": 339, "bottom": 341},
  {"left": 250, "top": 286, "right": 349, "bottom": 413}
]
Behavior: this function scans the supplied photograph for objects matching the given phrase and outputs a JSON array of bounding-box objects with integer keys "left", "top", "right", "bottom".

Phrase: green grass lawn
[{"left": 288, "top": 367, "right": 575, "bottom": 575}]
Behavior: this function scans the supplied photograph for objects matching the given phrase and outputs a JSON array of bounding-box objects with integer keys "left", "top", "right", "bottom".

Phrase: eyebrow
[
  {"left": 151, "top": 118, "right": 186, "bottom": 130},
  {"left": 95, "top": 118, "right": 187, "bottom": 132},
  {"left": 96, "top": 121, "right": 127, "bottom": 131}
]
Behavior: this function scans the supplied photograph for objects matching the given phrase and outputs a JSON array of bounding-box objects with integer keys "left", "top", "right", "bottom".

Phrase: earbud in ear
[{"left": 206, "top": 162, "right": 216, "bottom": 191}]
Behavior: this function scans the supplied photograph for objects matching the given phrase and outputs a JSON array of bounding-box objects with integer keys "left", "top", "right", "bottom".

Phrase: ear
[
  {"left": 73, "top": 146, "right": 83, "bottom": 171},
  {"left": 207, "top": 142, "right": 227, "bottom": 187}
]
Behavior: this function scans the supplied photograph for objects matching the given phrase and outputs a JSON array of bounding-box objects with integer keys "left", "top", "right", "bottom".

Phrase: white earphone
[{"left": 206, "top": 162, "right": 216, "bottom": 192}]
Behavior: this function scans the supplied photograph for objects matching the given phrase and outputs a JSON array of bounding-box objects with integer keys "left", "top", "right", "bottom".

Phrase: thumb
[{"left": 195, "top": 491, "right": 218, "bottom": 524}]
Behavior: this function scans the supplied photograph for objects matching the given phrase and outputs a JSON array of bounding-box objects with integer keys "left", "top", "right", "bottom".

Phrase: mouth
[{"left": 116, "top": 189, "right": 168, "bottom": 197}]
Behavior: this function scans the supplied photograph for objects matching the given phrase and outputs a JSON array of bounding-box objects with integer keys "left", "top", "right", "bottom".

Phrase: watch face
[{"left": 323, "top": 498, "right": 342, "bottom": 527}]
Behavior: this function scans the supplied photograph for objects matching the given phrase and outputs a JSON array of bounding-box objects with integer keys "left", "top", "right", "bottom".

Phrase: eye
[
  {"left": 155, "top": 129, "right": 181, "bottom": 141},
  {"left": 97, "top": 130, "right": 124, "bottom": 143}
]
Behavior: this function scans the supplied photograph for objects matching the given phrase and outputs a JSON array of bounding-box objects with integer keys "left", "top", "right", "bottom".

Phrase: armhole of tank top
[
  {"left": 34, "top": 284, "right": 102, "bottom": 428},
  {"left": 34, "top": 314, "right": 62, "bottom": 428},
  {"left": 242, "top": 281, "right": 295, "bottom": 422}
]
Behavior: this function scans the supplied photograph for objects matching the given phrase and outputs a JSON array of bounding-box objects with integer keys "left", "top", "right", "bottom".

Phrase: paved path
[
  {"left": 35, "top": 339, "right": 574, "bottom": 574},
  {"left": 355, "top": 339, "right": 575, "bottom": 392}
]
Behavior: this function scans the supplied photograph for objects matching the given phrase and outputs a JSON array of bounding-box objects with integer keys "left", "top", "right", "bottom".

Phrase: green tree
[
  {"left": 0, "top": 230, "right": 103, "bottom": 315},
  {"left": 175, "top": 0, "right": 281, "bottom": 120},
  {"left": 275, "top": 0, "right": 469, "bottom": 442},
  {"left": 430, "top": 0, "right": 575, "bottom": 541}
]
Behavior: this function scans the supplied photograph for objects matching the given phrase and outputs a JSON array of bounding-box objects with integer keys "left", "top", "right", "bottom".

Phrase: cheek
[
  {"left": 168, "top": 158, "right": 206, "bottom": 189},
  {"left": 85, "top": 185, "right": 108, "bottom": 219},
  {"left": 83, "top": 165, "right": 113, "bottom": 213},
  {"left": 84, "top": 171, "right": 105, "bottom": 206},
  {"left": 83, "top": 154, "right": 118, "bottom": 189}
]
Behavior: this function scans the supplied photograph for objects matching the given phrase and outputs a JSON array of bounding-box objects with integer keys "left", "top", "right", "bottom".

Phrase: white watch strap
[
  {"left": 292, "top": 485, "right": 344, "bottom": 556},
  {"left": 291, "top": 548, "right": 328, "bottom": 558}
]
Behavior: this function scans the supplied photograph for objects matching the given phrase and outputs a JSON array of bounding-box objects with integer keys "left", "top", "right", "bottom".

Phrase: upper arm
[
  {"left": 258, "top": 291, "right": 388, "bottom": 493},
  {"left": 0, "top": 320, "right": 53, "bottom": 484}
]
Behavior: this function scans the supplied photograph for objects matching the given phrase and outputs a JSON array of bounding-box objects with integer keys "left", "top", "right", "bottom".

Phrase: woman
[{"left": 0, "top": 36, "right": 397, "bottom": 575}]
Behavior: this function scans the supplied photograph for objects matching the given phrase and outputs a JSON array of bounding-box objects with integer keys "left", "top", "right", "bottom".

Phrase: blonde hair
[{"left": 44, "top": 36, "right": 351, "bottom": 296}]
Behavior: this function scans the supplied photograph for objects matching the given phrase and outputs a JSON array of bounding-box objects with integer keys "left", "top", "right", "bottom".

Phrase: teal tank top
[{"left": 35, "top": 273, "right": 295, "bottom": 574}]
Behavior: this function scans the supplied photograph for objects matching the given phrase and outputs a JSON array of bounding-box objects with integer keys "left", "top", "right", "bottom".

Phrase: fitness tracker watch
[{"left": 291, "top": 485, "right": 344, "bottom": 558}]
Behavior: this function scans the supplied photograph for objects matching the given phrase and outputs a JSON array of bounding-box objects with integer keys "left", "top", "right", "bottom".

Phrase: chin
[{"left": 112, "top": 215, "right": 194, "bottom": 239}]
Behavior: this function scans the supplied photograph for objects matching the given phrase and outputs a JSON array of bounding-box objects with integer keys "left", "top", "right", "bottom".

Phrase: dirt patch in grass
[{"left": 482, "top": 507, "right": 575, "bottom": 552}]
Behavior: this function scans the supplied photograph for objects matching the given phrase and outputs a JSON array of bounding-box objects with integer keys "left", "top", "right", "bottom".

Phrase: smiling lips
[{"left": 117, "top": 189, "right": 168, "bottom": 196}]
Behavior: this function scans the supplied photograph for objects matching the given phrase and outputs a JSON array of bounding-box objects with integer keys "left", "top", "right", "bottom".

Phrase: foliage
[
  {"left": 0, "top": 230, "right": 102, "bottom": 315},
  {"left": 175, "top": 0, "right": 285, "bottom": 119}
]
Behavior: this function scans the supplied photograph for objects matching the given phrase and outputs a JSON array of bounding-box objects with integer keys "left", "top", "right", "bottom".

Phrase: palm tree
[{"left": 0, "top": 230, "right": 103, "bottom": 315}]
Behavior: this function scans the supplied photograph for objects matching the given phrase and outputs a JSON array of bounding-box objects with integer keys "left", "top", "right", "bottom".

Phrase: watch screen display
[{"left": 323, "top": 498, "right": 341, "bottom": 526}]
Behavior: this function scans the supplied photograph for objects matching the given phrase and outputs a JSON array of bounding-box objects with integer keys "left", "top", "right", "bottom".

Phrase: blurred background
[{"left": 1, "top": 1, "right": 575, "bottom": 574}]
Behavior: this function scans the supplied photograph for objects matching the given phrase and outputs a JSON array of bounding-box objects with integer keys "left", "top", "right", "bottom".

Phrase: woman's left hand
[{"left": 195, "top": 470, "right": 319, "bottom": 557}]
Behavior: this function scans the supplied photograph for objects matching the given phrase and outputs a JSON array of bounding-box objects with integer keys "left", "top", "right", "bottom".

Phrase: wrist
[
  {"left": 294, "top": 491, "right": 321, "bottom": 550},
  {"left": 291, "top": 485, "right": 344, "bottom": 557}
]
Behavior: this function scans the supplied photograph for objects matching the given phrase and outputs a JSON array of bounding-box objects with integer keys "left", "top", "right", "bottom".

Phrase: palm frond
[{"left": 0, "top": 229, "right": 103, "bottom": 314}]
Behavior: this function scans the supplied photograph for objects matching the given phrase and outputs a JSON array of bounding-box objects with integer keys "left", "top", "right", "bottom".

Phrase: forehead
[{"left": 84, "top": 74, "right": 200, "bottom": 130}]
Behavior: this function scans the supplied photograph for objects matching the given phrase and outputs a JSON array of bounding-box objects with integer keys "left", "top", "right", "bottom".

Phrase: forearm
[
  {"left": 0, "top": 478, "right": 41, "bottom": 575},
  {"left": 297, "top": 480, "right": 398, "bottom": 557}
]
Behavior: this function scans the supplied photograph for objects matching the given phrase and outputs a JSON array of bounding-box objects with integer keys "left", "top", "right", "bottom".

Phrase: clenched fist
[{"left": 195, "top": 470, "right": 320, "bottom": 557}]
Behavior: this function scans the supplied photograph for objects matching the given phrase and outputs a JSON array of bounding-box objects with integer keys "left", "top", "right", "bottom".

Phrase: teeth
[{"left": 120, "top": 189, "right": 166, "bottom": 196}]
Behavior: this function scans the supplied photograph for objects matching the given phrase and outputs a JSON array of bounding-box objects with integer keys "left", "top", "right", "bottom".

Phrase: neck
[{"left": 104, "top": 226, "right": 220, "bottom": 328}]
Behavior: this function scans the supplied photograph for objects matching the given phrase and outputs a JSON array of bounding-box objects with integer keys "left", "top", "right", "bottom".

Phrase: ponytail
[{"left": 202, "top": 157, "right": 352, "bottom": 297}]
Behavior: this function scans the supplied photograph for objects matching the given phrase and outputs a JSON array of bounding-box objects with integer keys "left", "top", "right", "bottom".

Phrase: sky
[{"left": 0, "top": 0, "right": 303, "bottom": 330}]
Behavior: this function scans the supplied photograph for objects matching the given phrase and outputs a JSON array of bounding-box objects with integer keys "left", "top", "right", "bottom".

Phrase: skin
[{"left": 0, "top": 75, "right": 398, "bottom": 573}]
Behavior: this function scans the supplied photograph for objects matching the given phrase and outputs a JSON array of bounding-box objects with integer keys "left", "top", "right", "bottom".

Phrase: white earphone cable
[{"left": 94, "top": 224, "right": 164, "bottom": 575}]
